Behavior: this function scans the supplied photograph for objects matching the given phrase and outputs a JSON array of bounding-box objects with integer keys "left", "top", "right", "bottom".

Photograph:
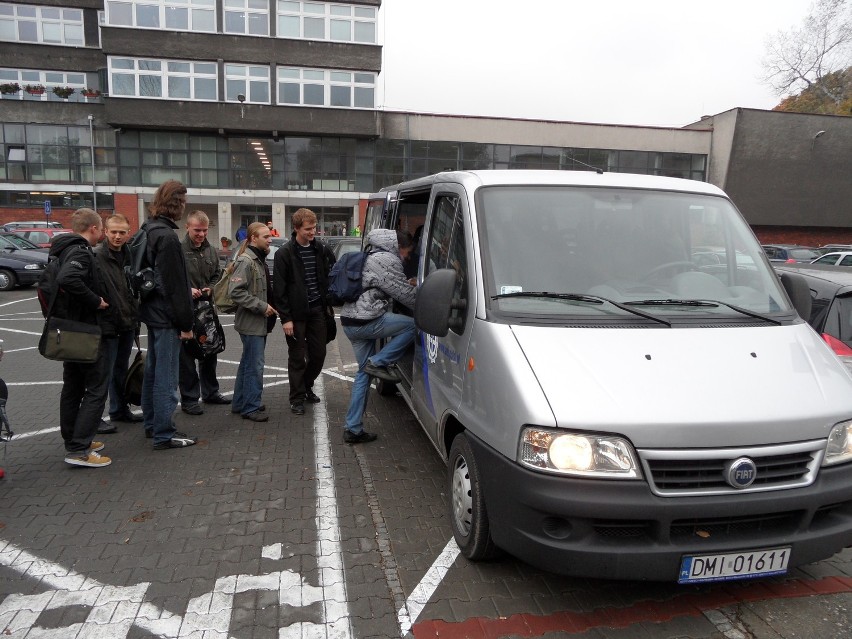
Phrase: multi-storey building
[{"left": 1, "top": 0, "right": 850, "bottom": 244}]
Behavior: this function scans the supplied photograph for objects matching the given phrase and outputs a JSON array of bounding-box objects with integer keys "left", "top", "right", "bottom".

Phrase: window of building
[
  {"left": 276, "top": 1, "right": 376, "bottom": 43},
  {"left": 224, "top": 0, "right": 268, "bottom": 36},
  {"left": 225, "top": 64, "right": 270, "bottom": 103},
  {"left": 109, "top": 57, "right": 218, "bottom": 101},
  {"left": 0, "top": 68, "right": 92, "bottom": 102},
  {"left": 277, "top": 67, "right": 374, "bottom": 108},
  {"left": 104, "top": 0, "right": 215, "bottom": 32},
  {"left": 0, "top": 3, "right": 84, "bottom": 46}
]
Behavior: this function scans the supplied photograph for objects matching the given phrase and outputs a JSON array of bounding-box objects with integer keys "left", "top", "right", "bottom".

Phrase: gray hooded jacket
[{"left": 340, "top": 229, "right": 416, "bottom": 322}]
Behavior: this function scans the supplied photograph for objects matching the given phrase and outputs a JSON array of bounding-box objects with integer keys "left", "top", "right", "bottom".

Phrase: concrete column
[
  {"left": 273, "top": 201, "right": 287, "bottom": 235},
  {"left": 352, "top": 204, "right": 359, "bottom": 236},
  {"left": 137, "top": 196, "right": 146, "bottom": 229},
  {"left": 218, "top": 201, "right": 233, "bottom": 246}
]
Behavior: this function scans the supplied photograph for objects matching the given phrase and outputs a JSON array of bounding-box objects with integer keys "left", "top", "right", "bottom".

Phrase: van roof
[{"left": 370, "top": 170, "right": 727, "bottom": 198}]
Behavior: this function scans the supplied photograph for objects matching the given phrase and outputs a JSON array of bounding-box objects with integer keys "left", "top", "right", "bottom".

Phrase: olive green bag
[{"left": 39, "top": 316, "right": 101, "bottom": 364}]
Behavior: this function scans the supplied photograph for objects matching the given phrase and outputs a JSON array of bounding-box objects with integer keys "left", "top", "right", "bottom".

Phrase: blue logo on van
[{"left": 725, "top": 457, "right": 757, "bottom": 489}]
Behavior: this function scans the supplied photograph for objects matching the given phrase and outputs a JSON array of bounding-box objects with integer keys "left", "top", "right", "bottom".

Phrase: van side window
[{"left": 426, "top": 195, "right": 468, "bottom": 333}]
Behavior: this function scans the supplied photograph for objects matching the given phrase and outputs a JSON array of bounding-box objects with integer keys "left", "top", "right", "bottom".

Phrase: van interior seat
[{"left": 670, "top": 270, "right": 730, "bottom": 300}]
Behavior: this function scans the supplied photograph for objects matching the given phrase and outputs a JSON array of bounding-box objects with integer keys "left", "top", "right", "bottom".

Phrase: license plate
[{"left": 678, "top": 547, "right": 790, "bottom": 584}]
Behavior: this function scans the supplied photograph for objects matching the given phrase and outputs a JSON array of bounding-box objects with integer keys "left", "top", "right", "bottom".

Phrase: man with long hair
[{"left": 139, "top": 180, "right": 198, "bottom": 449}]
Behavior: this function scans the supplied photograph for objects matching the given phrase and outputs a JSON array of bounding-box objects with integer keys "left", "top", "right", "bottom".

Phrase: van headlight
[
  {"left": 823, "top": 421, "right": 852, "bottom": 466},
  {"left": 519, "top": 428, "right": 641, "bottom": 478}
]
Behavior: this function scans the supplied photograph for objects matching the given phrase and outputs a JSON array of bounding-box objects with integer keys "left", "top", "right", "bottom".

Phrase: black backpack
[
  {"left": 327, "top": 247, "right": 379, "bottom": 306},
  {"left": 125, "top": 225, "right": 156, "bottom": 299},
  {"left": 36, "top": 245, "right": 84, "bottom": 318}
]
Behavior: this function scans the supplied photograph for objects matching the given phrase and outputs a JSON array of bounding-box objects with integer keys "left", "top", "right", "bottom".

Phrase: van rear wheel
[{"left": 448, "top": 433, "right": 498, "bottom": 560}]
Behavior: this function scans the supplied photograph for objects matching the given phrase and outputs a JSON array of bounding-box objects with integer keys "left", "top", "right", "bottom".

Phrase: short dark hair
[{"left": 397, "top": 230, "right": 414, "bottom": 250}]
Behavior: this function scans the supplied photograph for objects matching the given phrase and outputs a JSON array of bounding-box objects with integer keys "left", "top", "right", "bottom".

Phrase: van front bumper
[{"left": 469, "top": 433, "right": 852, "bottom": 581}]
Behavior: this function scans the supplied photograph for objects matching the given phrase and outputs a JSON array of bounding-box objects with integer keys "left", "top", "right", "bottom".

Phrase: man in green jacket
[
  {"left": 229, "top": 222, "right": 277, "bottom": 422},
  {"left": 179, "top": 210, "right": 230, "bottom": 415}
]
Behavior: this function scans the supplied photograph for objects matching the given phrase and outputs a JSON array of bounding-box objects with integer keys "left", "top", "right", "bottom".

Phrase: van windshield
[{"left": 478, "top": 186, "right": 791, "bottom": 320}]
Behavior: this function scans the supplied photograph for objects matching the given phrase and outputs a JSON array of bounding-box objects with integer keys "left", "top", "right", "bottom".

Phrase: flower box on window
[
  {"left": 24, "top": 84, "right": 46, "bottom": 95},
  {"left": 82, "top": 88, "right": 101, "bottom": 98},
  {"left": 0, "top": 82, "right": 21, "bottom": 95},
  {"left": 52, "top": 86, "right": 75, "bottom": 99}
]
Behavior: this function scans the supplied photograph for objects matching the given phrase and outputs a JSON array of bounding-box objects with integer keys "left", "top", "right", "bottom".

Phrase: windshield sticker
[{"left": 501, "top": 285, "right": 523, "bottom": 295}]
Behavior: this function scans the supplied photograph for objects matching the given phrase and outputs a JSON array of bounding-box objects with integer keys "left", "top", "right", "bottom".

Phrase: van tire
[
  {"left": 375, "top": 378, "right": 398, "bottom": 396},
  {"left": 448, "top": 433, "right": 498, "bottom": 560}
]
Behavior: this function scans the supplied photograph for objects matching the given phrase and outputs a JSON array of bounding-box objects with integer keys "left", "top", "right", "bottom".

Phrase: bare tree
[{"left": 763, "top": 0, "right": 852, "bottom": 105}]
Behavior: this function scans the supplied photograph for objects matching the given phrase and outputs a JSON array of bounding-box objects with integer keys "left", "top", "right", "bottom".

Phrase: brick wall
[
  {"left": 114, "top": 193, "right": 140, "bottom": 233},
  {"left": 752, "top": 226, "right": 852, "bottom": 248},
  {"left": 0, "top": 209, "right": 76, "bottom": 227}
]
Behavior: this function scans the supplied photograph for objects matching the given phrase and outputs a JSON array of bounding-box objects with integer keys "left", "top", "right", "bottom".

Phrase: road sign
[{"left": 44, "top": 201, "right": 51, "bottom": 216}]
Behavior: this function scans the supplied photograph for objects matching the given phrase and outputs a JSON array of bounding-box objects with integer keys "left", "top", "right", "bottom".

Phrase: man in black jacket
[
  {"left": 139, "top": 180, "right": 197, "bottom": 450},
  {"left": 94, "top": 213, "right": 141, "bottom": 433},
  {"left": 272, "top": 208, "right": 335, "bottom": 415},
  {"left": 52, "top": 208, "right": 112, "bottom": 467},
  {"left": 179, "top": 210, "right": 229, "bottom": 414}
]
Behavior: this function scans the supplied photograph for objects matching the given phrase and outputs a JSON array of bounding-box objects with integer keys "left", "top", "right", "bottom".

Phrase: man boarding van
[{"left": 364, "top": 170, "right": 852, "bottom": 583}]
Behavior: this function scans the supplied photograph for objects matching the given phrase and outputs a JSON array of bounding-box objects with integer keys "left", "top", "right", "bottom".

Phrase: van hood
[{"left": 510, "top": 323, "right": 852, "bottom": 448}]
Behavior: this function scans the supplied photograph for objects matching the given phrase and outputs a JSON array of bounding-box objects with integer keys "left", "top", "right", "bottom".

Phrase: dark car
[
  {"left": 0, "top": 233, "right": 48, "bottom": 291},
  {"left": 774, "top": 263, "right": 852, "bottom": 371},
  {"left": 761, "top": 244, "right": 821, "bottom": 263}
]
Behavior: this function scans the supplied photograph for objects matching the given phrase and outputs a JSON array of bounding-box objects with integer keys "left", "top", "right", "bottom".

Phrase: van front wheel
[{"left": 449, "top": 434, "right": 498, "bottom": 560}]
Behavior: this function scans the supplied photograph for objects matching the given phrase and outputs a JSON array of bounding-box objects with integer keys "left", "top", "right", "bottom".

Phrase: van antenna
[{"left": 567, "top": 155, "right": 605, "bottom": 175}]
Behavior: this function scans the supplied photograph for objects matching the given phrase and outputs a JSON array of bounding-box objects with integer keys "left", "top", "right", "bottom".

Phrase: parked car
[
  {"left": 761, "top": 244, "right": 821, "bottom": 263},
  {"left": 811, "top": 251, "right": 852, "bottom": 267},
  {"left": 2, "top": 221, "right": 64, "bottom": 231},
  {"left": 0, "top": 232, "right": 48, "bottom": 253},
  {"left": 0, "top": 236, "right": 48, "bottom": 291},
  {"left": 818, "top": 244, "right": 852, "bottom": 253},
  {"left": 332, "top": 237, "right": 362, "bottom": 259},
  {"left": 227, "top": 237, "right": 286, "bottom": 276},
  {"left": 10, "top": 228, "right": 72, "bottom": 248},
  {"left": 774, "top": 263, "right": 852, "bottom": 373}
]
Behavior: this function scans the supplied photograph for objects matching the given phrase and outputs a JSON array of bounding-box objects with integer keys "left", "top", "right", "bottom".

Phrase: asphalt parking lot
[{"left": 0, "top": 287, "right": 850, "bottom": 638}]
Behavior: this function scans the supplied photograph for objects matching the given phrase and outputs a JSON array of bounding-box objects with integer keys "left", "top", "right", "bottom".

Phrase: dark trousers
[
  {"left": 104, "top": 329, "right": 135, "bottom": 417},
  {"left": 286, "top": 306, "right": 327, "bottom": 403},
  {"left": 60, "top": 340, "right": 110, "bottom": 453},
  {"left": 178, "top": 345, "right": 220, "bottom": 404}
]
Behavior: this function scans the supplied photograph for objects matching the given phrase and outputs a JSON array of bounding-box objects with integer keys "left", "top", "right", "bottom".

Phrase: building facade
[{"left": 1, "top": 0, "right": 850, "bottom": 246}]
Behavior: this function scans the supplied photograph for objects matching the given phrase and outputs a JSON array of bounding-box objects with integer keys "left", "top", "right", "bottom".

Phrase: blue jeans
[
  {"left": 142, "top": 326, "right": 181, "bottom": 444},
  {"left": 342, "top": 312, "right": 415, "bottom": 434},
  {"left": 233, "top": 333, "right": 266, "bottom": 415},
  {"left": 104, "top": 329, "right": 135, "bottom": 418}
]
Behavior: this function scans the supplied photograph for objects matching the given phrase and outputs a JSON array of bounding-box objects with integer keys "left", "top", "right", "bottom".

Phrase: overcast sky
[{"left": 378, "top": 0, "right": 812, "bottom": 128}]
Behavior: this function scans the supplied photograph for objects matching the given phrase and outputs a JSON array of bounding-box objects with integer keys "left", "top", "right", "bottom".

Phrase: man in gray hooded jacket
[{"left": 339, "top": 228, "right": 416, "bottom": 443}]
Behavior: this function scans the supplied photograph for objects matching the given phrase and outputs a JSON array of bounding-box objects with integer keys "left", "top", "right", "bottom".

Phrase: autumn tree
[{"left": 763, "top": 0, "right": 852, "bottom": 114}]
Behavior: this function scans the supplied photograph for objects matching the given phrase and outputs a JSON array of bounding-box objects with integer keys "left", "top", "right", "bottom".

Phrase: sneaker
[
  {"left": 363, "top": 362, "right": 401, "bottom": 383},
  {"left": 110, "top": 410, "right": 143, "bottom": 423},
  {"left": 204, "top": 394, "right": 232, "bottom": 405},
  {"left": 153, "top": 432, "right": 197, "bottom": 450},
  {"left": 181, "top": 403, "right": 203, "bottom": 415},
  {"left": 305, "top": 390, "right": 321, "bottom": 404},
  {"left": 343, "top": 430, "right": 378, "bottom": 444},
  {"left": 65, "top": 451, "right": 112, "bottom": 467},
  {"left": 242, "top": 410, "right": 269, "bottom": 422},
  {"left": 90, "top": 441, "right": 105, "bottom": 452},
  {"left": 290, "top": 402, "right": 305, "bottom": 415},
  {"left": 96, "top": 420, "right": 117, "bottom": 435}
]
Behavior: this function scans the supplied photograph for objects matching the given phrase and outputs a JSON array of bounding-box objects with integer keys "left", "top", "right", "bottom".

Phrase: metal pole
[{"left": 88, "top": 114, "right": 97, "bottom": 211}]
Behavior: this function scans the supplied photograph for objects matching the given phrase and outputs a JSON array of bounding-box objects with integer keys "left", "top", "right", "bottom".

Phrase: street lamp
[
  {"left": 88, "top": 114, "right": 97, "bottom": 211},
  {"left": 811, "top": 130, "right": 826, "bottom": 151}
]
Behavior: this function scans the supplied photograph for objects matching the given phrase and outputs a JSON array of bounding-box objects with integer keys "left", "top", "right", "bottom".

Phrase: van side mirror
[
  {"left": 415, "top": 269, "right": 458, "bottom": 337},
  {"left": 779, "top": 272, "right": 812, "bottom": 320}
]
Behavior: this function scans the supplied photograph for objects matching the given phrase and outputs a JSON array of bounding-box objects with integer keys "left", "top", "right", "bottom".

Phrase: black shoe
[
  {"left": 153, "top": 432, "right": 197, "bottom": 450},
  {"left": 181, "top": 403, "right": 203, "bottom": 415},
  {"left": 110, "top": 410, "right": 142, "bottom": 423},
  {"left": 204, "top": 394, "right": 232, "bottom": 405},
  {"left": 290, "top": 402, "right": 305, "bottom": 415},
  {"left": 144, "top": 429, "right": 153, "bottom": 439},
  {"left": 305, "top": 390, "right": 321, "bottom": 404},
  {"left": 242, "top": 410, "right": 269, "bottom": 422},
  {"left": 96, "top": 419, "right": 117, "bottom": 435},
  {"left": 343, "top": 430, "right": 378, "bottom": 444},
  {"left": 363, "top": 362, "right": 401, "bottom": 383}
]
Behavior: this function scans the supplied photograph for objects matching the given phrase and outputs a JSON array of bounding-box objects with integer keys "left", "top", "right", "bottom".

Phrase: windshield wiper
[
  {"left": 627, "top": 298, "right": 782, "bottom": 325},
  {"left": 491, "top": 291, "right": 671, "bottom": 327}
]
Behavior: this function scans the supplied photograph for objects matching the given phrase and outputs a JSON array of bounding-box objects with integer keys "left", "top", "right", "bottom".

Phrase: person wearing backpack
[
  {"left": 138, "top": 180, "right": 198, "bottom": 450},
  {"left": 339, "top": 229, "right": 417, "bottom": 444},
  {"left": 229, "top": 222, "right": 277, "bottom": 422},
  {"left": 94, "top": 213, "right": 141, "bottom": 433},
  {"left": 178, "top": 210, "right": 230, "bottom": 415},
  {"left": 272, "top": 208, "right": 336, "bottom": 416},
  {"left": 50, "top": 209, "right": 112, "bottom": 467}
]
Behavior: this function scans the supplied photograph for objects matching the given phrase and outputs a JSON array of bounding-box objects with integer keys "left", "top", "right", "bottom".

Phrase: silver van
[{"left": 365, "top": 170, "right": 852, "bottom": 583}]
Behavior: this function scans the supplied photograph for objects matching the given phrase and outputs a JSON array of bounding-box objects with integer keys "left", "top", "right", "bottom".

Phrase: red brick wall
[
  {"left": 751, "top": 226, "right": 852, "bottom": 249},
  {"left": 0, "top": 208, "right": 76, "bottom": 227},
  {"left": 114, "top": 193, "right": 140, "bottom": 233}
]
